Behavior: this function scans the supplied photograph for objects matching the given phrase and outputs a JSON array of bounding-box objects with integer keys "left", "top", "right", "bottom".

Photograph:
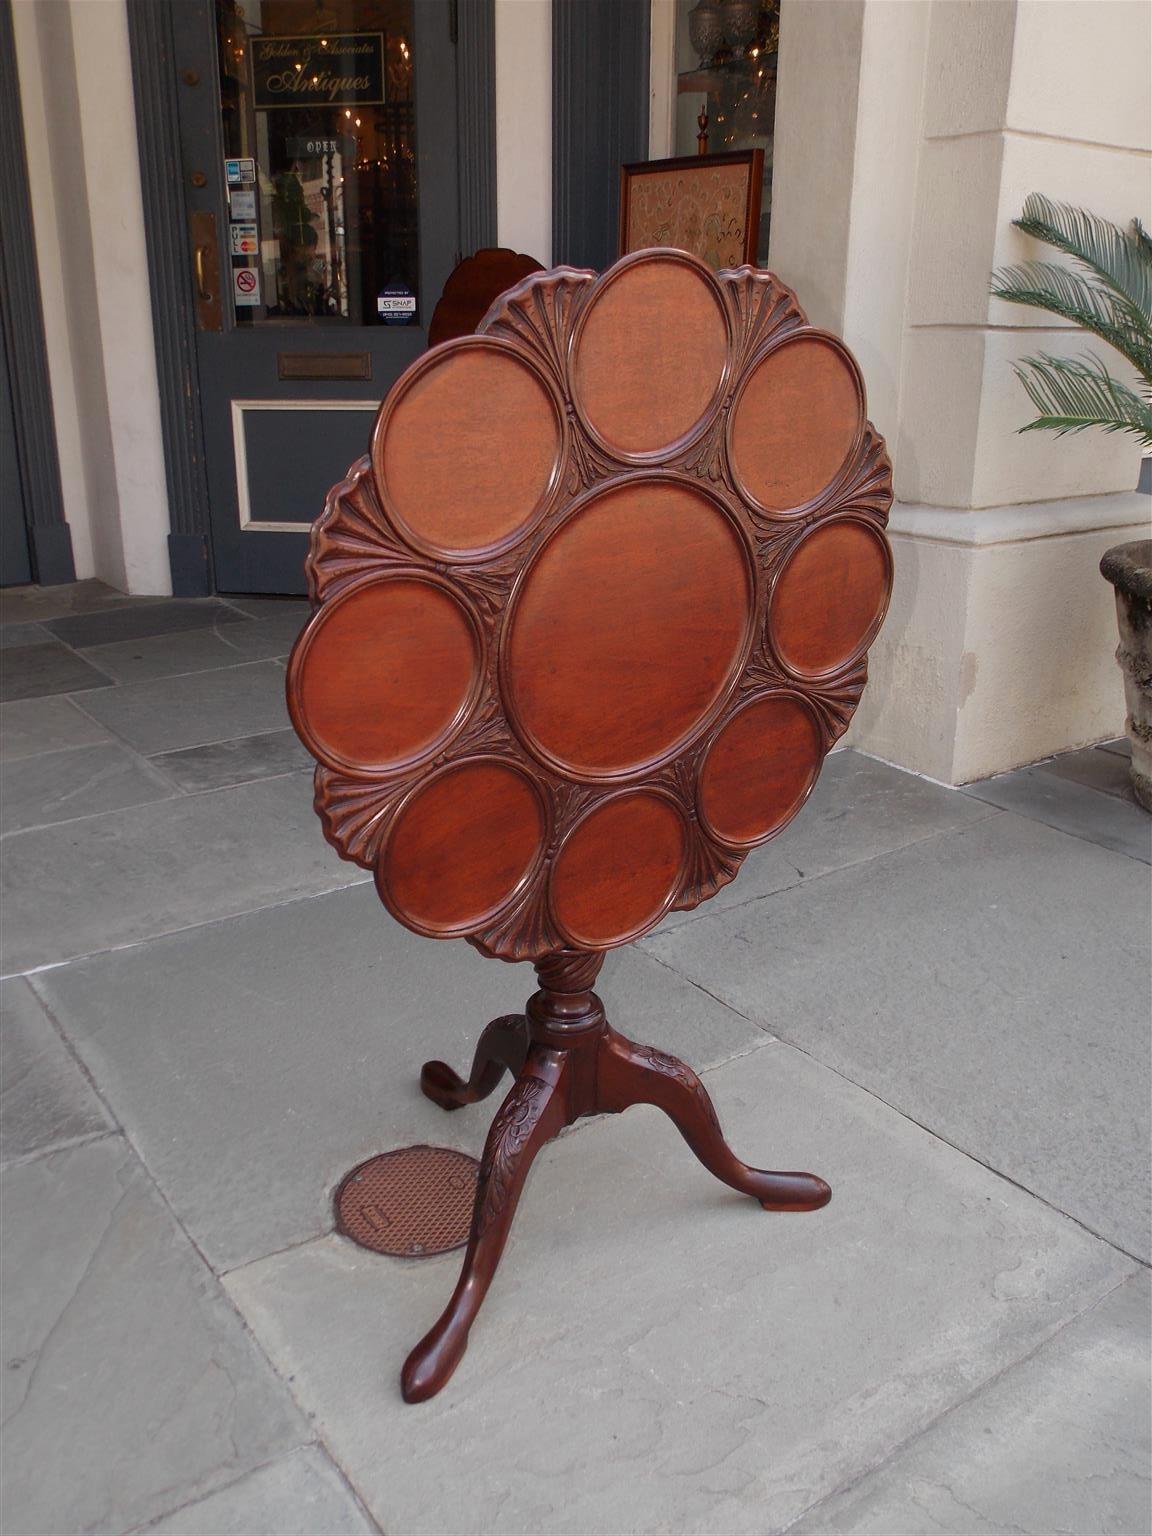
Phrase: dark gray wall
[{"left": 552, "top": 0, "right": 650, "bottom": 272}]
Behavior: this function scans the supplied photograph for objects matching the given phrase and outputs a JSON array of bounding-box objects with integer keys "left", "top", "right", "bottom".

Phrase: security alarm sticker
[
  {"left": 230, "top": 223, "right": 259, "bottom": 256},
  {"left": 233, "top": 266, "right": 261, "bottom": 307},
  {"left": 229, "top": 187, "right": 257, "bottom": 221},
  {"left": 224, "top": 157, "right": 256, "bottom": 186},
  {"left": 377, "top": 283, "right": 416, "bottom": 325}
]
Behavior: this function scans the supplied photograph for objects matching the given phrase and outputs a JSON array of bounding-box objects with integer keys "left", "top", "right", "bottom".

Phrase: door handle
[
  {"left": 194, "top": 244, "right": 212, "bottom": 302},
  {"left": 189, "top": 211, "right": 222, "bottom": 331}
]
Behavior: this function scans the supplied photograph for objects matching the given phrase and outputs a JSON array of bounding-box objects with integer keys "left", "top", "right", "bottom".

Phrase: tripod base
[{"left": 403, "top": 954, "right": 830, "bottom": 1404}]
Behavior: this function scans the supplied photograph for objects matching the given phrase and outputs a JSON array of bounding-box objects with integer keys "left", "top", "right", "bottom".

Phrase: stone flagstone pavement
[{"left": 1, "top": 581, "right": 1149, "bottom": 1536}]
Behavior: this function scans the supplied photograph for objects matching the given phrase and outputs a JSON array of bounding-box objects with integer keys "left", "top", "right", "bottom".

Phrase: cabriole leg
[
  {"left": 420, "top": 1014, "right": 529, "bottom": 1111},
  {"left": 401, "top": 1049, "right": 568, "bottom": 1402},
  {"left": 596, "top": 1026, "right": 831, "bottom": 1212}
]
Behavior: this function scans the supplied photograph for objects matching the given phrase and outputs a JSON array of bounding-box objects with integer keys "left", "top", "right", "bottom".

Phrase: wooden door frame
[
  {"left": 0, "top": 0, "right": 75, "bottom": 587},
  {"left": 127, "top": 0, "right": 497, "bottom": 597}
]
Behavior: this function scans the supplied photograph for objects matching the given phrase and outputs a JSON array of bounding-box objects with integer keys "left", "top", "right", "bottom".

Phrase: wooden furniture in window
[
  {"left": 287, "top": 248, "right": 894, "bottom": 1403},
  {"left": 426, "top": 247, "right": 545, "bottom": 348}
]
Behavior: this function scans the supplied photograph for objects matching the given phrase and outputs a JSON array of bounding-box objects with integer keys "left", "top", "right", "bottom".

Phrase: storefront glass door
[{"left": 174, "top": 0, "right": 460, "bottom": 593}]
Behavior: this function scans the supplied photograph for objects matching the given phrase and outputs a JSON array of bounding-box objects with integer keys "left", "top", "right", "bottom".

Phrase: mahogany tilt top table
[{"left": 286, "top": 248, "right": 894, "bottom": 1403}]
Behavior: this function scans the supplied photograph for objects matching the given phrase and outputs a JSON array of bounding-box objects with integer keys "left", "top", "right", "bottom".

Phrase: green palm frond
[
  {"left": 1012, "top": 352, "right": 1152, "bottom": 447},
  {"left": 993, "top": 196, "right": 1152, "bottom": 442},
  {"left": 990, "top": 259, "right": 1152, "bottom": 376},
  {"left": 1013, "top": 193, "right": 1152, "bottom": 316}
]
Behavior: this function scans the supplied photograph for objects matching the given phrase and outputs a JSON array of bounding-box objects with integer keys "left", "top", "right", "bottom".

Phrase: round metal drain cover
[{"left": 334, "top": 1145, "right": 479, "bottom": 1257}]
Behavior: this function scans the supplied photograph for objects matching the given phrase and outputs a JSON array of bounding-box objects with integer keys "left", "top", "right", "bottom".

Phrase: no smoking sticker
[{"left": 233, "top": 267, "right": 261, "bottom": 307}]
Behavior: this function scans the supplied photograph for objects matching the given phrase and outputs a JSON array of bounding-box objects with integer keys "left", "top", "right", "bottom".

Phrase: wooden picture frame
[{"left": 619, "top": 149, "right": 764, "bottom": 269}]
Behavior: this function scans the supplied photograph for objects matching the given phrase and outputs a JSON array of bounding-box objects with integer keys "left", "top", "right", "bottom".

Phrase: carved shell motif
[{"left": 287, "top": 249, "right": 894, "bottom": 963}]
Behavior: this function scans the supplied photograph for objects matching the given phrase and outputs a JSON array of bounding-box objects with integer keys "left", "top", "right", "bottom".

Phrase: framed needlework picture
[{"left": 619, "top": 149, "right": 764, "bottom": 269}]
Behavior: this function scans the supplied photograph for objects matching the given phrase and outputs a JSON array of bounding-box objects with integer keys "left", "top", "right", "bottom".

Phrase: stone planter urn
[{"left": 1100, "top": 539, "right": 1152, "bottom": 811}]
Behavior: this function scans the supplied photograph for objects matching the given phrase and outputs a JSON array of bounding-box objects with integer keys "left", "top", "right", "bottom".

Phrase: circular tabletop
[{"left": 287, "top": 249, "right": 894, "bottom": 962}]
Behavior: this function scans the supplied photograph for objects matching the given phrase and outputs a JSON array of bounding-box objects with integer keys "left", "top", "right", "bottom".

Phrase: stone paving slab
[
  {"left": 1098, "top": 737, "right": 1132, "bottom": 759},
  {"left": 144, "top": 1446, "right": 377, "bottom": 1536},
  {"left": 0, "top": 977, "right": 111, "bottom": 1162},
  {"left": 216, "top": 611, "right": 309, "bottom": 660},
  {"left": 45, "top": 597, "right": 246, "bottom": 649},
  {"left": 656, "top": 749, "right": 996, "bottom": 931},
  {"left": 79, "top": 625, "right": 250, "bottom": 685},
  {"left": 0, "top": 695, "right": 114, "bottom": 761},
  {"left": 1038, "top": 744, "right": 1139, "bottom": 802},
  {"left": 0, "top": 621, "right": 52, "bottom": 649},
  {"left": 0, "top": 579, "right": 163, "bottom": 625},
  {"left": 151, "top": 727, "right": 313, "bottom": 792},
  {"left": 0, "top": 640, "right": 114, "bottom": 702},
  {"left": 223, "top": 596, "right": 312, "bottom": 621},
  {"left": 35, "top": 881, "right": 763, "bottom": 1272},
  {"left": 72, "top": 658, "right": 289, "bottom": 755},
  {"left": 789, "top": 1271, "right": 1151, "bottom": 1536},
  {"left": 1, "top": 1138, "right": 306, "bottom": 1536},
  {"left": 643, "top": 813, "right": 1152, "bottom": 1262},
  {"left": 0, "top": 740, "right": 177, "bottom": 834},
  {"left": 1, "top": 772, "right": 368, "bottom": 974},
  {"left": 224, "top": 1043, "right": 1135, "bottom": 1536},
  {"left": 963, "top": 763, "right": 1151, "bottom": 863}
]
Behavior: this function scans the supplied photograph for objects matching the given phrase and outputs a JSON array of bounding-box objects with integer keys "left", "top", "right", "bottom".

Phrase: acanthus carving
[
  {"left": 447, "top": 559, "right": 519, "bottom": 621},
  {"left": 477, "top": 1074, "right": 554, "bottom": 1234},
  {"left": 630, "top": 1044, "right": 722, "bottom": 1135},
  {"left": 803, "top": 660, "right": 870, "bottom": 746},
  {"left": 674, "top": 823, "right": 744, "bottom": 913},
  {"left": 564, "top": 405, "right": 622, "bottom": 494},
  {"left": 822, "top": 425, "right": 893, "bottom": 529},
  {"left": 448, "top": 692, "right": 510, "bottom": 759},
  {"left": 467, "top": 871, "right": 567, "bottom": 965},
  {"left": 314, "top": 765, "right": 412, "bottom": 870},
  {"left": 550, "top": 778, "right": 598, "bottom": 834},
  {"left": 678, "top": 406, "right": 731, "bottom": 486},
  {"left": 719, "top": 266, "right": 805, "bottom": 370},
  {"left": 480, "top": 267, "right": 596, "bottom": 396},
  {"left": 739, "top": 647, "right": 790, "bottom": 697},
  {"left": 307, "top": 457, "right": 418, "bottom": 605}
]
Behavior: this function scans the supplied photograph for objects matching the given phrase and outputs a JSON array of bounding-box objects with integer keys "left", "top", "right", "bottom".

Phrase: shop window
[{"left": 674, "top": 0, "right": 780, "bottom": 260}]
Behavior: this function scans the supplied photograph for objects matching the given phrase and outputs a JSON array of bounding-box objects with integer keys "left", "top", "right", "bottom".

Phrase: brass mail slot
[{"left": 278, "top": 352, "right": 373, "bottom": 382}]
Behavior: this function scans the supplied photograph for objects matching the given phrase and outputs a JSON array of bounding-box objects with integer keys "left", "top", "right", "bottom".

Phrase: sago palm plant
[{"left": 990, "top": 193, "right": 1152, "bottom": 447}]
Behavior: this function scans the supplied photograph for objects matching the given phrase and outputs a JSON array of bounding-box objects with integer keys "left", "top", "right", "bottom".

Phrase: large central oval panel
[{"left": 503, "top": 479, "right": 754, "bottom": 778}]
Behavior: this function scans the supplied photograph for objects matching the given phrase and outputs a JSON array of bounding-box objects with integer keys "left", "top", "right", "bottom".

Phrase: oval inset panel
[
  {"left": 571, "top": 254, "right": 729, "bottom": 457},
  {"left": 504, "top": 479, "right": 754, "bottom": 778},
  {"left": 700, "top": 692, "right": 823, "bottom": 847},
  {"left": 550, "top": 793, "right": 685, "bottom": 949},
  {"left": 729, "top": 333, "right": 864, "bottom": 513},
  {"left": 379, "top": 760, "right": 546, "bottom": 936},
  {"left": 373, "top": 340, "right": 563, "bottom": 558},
  {"left": 769, "top": 519, "right": 892, "bottom": 679},
  {"left": 291, "top": 576, "right": 480, "bottom": 772}
]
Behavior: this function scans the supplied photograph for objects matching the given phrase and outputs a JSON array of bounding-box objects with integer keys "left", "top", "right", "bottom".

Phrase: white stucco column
[
  {"left": 495, "top": 0, "right": 552, "bottom": 264},
  {"left": 14, "top": 0, "right": 172, "bottom": 595},
  {"left": 771, "top": 0, "right": 1150, "bottom": 783}
]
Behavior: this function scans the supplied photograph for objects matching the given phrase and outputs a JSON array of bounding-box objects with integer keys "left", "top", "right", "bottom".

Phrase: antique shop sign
[{"left": 251, "top": 34, "right": 385, "bottom": 109}]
